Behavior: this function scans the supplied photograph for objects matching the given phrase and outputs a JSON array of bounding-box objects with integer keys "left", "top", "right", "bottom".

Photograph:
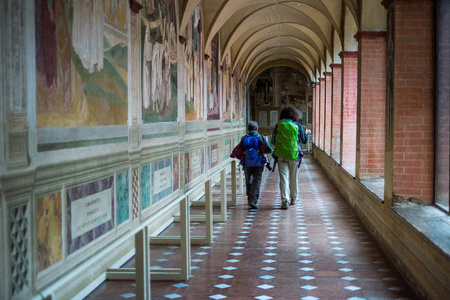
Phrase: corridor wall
[{"left": 0, "top": 1, "right": 246, "bottom": 299}]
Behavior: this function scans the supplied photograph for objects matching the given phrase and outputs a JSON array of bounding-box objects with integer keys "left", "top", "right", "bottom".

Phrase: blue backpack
[{"left": 243, "top": 135, "right": 262, "bottom": 167}]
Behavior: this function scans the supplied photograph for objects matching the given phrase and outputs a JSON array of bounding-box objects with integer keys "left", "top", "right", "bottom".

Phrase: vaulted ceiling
[{"left": 179, "top": 0, "right": 386, "bottom": 84}]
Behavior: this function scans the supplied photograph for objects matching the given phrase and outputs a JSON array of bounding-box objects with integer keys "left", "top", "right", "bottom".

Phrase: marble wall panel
[
  {"left": 116, "top": 170, "right": 129, "bottom": 225},
  {"left": 141, "top": 164, "right": 151, "bottom": 210},
  {"left": 173, "top": 155, "right": 179, "bottom": 191},
  {"left": 66, "top": 176, "right": 114, "bottom": 254},
  {"left": 37, "top": 191, "right": 62, "bottom": 272}
]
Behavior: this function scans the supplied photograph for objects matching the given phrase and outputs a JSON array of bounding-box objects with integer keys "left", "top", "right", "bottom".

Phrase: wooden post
[
  {"left": 135, "top": 227, "right": 150, "bottom": 300},
  {"left": 179, "top": 197, "right": 191, "bottom": 280},
  {"left": 231, "top": 160, "right": 237, "bottom": 205},
  {"left": 220, "top": 169, "right": 227, "bottom": 221},
  {"left": 205, "top": 179, "right": 213, "bottom": 244}
]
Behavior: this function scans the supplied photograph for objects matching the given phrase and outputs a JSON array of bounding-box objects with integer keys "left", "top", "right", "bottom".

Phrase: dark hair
[
  {"left": 247, "top": 120, "right": 258, "bottom": 132},
  {"left": 279, "top": 106, "right": 297, "bottom": 121}
]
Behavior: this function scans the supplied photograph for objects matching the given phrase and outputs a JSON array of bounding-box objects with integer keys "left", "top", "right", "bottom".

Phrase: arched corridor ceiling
[{"left": 178, "top": 0, "right": 384, "bottom": 84}]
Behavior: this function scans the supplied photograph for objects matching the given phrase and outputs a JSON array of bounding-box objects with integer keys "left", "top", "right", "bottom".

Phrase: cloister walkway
[{"left": 85, "top": 155, "right": 418, "bottom": 300}]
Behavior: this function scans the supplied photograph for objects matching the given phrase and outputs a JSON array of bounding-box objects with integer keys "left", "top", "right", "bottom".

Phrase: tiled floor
[{"left": 85, "top": 155, "right": 419, "bottom": 300}]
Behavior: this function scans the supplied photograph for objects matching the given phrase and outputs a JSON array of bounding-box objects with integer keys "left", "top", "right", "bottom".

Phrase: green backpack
[{"left": 274, "top": 121, "right": 299, "bottom": 160}]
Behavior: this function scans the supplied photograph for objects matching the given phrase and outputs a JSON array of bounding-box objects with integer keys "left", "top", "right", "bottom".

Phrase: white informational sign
[
  {"left": 259, "top": 111, "right": 268, "bottom": 126},
  {"left": 154, "top": 166, "right": 171, "bottom": 194},
  {"left": 270, "top": 110, "right": 278, "bottom": 126},
  {"left": 71, "top": 189, "right": 112, "bottom": 239}
]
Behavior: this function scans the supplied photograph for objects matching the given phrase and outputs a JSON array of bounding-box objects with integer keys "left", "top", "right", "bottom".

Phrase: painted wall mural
[
  {"left": 208, "top": 144, "right": 218, "bottom": 169},
  {"left": 141, "top": 0, "right": 178, "bottom": 123},
  {"left": 116, "top": 170, "right": 129, "bottom": 225},
  {"left": 221, "top": 56, "right": 231, "bottom": 122},
  {"left": 141, "top": 164, "right": 151, "bottom": 210},
  {"left": 206, "top": 34, "right": 219, "bottom": 120},
  {"left": 184, "top": 148, "right": 205, "bottom": 184},
  {"left": 152, "top": 158, "right": 173, "bottom": 204},
  {"left": 35, "top": 0, "right": 128, "bottom": 128},
  {"left": 185, "top": 5, "right": 204, "bottom": 121},
  {"left": 37, "top": 191, "right": 62, "bottom": 272},
  {"left": 66, "top": 176, "right": 114, "bottom": 254}
]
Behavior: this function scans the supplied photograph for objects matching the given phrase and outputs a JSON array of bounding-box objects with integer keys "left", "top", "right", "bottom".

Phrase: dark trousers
[{"left": 244, "top": 165, "right": 265, "bottom": 205}]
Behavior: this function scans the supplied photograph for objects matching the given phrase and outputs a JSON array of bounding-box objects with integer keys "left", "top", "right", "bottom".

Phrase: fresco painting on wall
[
  {"left": 185, "top": 6, "right": 204, "bottom": 121},
  {"left": 66, "top": 176, "right": 114, "bottom": 254},
  {"left": 152, "top": 158, "right": 173, "bottom": 204},
  {"left": 232, "top": 65, "right": 239, "bottom": 122},
  {"left": 37, "top": 191, "right": 62, "bottom": 272},
  {"left": 141, "top": 0, "right": 178, "bottom": 123},
  {"left": 141, "top": 164, "right": 151, "bottom": 210},
  {"left": 116, "top": 170, "right": 129, "bottom": 225},
  {"left": 282, "top": 95, "right": 307, "bottom": 124},
  {"left": 35, "top": 0, "right": 128, "bottom": 128},
  {"left": 207, "top": 34, "right": 219, "bottom": 120},
  {"left": 222, "top": 57, "right": 231, "bottom": 122}
]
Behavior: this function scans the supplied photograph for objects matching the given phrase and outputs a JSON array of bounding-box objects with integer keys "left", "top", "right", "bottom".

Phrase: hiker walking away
[
  {"left": 231, "top": 121, "right": 273, "bottom": 209},
  {"left": 272, "top": 106, "right": 311, "bottom": 209}
]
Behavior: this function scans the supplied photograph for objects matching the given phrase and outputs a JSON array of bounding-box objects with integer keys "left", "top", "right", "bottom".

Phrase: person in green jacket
[{"left": 272, "top": 106, "right": 311, "bottom": 209}]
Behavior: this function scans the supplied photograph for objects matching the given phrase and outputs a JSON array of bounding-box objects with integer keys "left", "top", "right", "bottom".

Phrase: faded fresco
[
  {"left": 66, "top": 176, "right": 114, "bottom": 254},
  {"left": 37, "top": 191, "right": 62, "bottom": 272},
  {"left": 141, "top": 0, "right": 178, "bottom": 123},
  {"left": 232, "top": 65, "right": 240, "bottom": 122},
  {"left": 173, "top": 155, "right": 179, "bottom": 191},
  {"left": 221, "top": 56, "right": 231, "bottom": 122},
  {"left": 240, "top": 79, "right": 246, "bottom": 120},
  {"left": 141, "top": 164, "right": 151, "bottom": 210},
  {"left": 117, "top": 170, "right": 129, "bottom": 225},
  {"left": 206, "top": 34, "right": 219, "bottom": 120},
  {"left": 35, "top": 0, "right": 128, "bottom": 128},
  {"left": 185, "top": 6, "right": 204, "bottom": 121},
  {"left": 152, "top": 158, "right": 173, "bottom": 203}
]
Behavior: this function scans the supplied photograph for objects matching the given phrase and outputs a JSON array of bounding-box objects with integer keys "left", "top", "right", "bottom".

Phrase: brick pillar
[
  {"left": 312, "top": 83, "right": 319, "bottom": 146},
  {"left": 319, "top": 78, "right": 326, "bottom": 150},
  {"left": 435, "top": 0, "right": 449, "bottom": 209},
  {"left": 340, "top": 51, "right": 358, "bottom": 175},
  {"left": 331, "top": 64, "right": 342, "bottom": 163},
  {"left": 356, "top": 31, "right": 387, "bottom": 179},
  {"left": 315, "top": 81, "right": 321, "bottom": 147},
  {"left": 324, "top": 72, "right": 332, "bottom": 155},
  {"left": 384, "top": 0, "right": 435, "bottom": 204}
]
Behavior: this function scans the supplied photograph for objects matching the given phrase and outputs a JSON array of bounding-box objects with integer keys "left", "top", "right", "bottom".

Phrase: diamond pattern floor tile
[{"left": 83, "top": 156, "right": 419, "bottom": 300}]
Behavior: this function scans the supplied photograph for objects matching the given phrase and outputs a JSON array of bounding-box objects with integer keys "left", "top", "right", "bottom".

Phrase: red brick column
[
  {"left": 324, "top": 72, "right": 332, "bottom": 155},
  {"left": 384, "top": 0, "right": 435, "bottom": 204},
  {"left": 435, "top": 0, "right": 449, "bottom": 209},
  {"left": 313, "top": 84, "right": 318, "bottom": 145},
  {"left": 315, "top": 81, "right": 321, "bottom": 147},
  {"left": 331, "top": 63, "right": 342, "bottom": 162},
  {"left": 356, "top": 31, "right": 387, "bottom": 179},
  {"left": 340, "top": 51, "right": 358, "bottom": 174},
  {"left": 319, "top": 78, "right": 326, "bottom": 150}
]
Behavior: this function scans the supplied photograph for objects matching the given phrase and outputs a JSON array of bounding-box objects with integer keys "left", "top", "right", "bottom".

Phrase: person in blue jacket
[{"left": 231, "top": 121, "right": 273, "bottom": 209}]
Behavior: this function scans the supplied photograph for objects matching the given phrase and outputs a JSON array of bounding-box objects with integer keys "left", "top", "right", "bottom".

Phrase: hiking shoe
[
  {"left": 281, "top": 201, "right": 289, "bottom": 209},
  {"left": 290, "top": 198, "right": 298, "bottom": 205},
  {"left": 249, "top": 202, "right": 258, "bottom": 209}
]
